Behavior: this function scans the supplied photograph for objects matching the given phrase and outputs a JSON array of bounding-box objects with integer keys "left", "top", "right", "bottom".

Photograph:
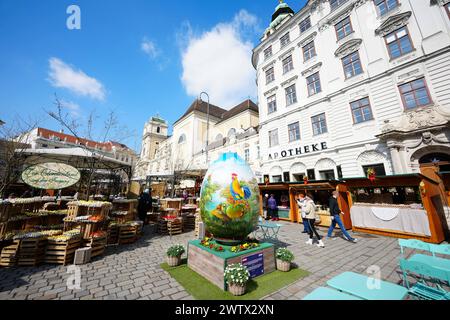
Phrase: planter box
[{"left": 187, "top": 240, "right": 275, "bottom": 291}]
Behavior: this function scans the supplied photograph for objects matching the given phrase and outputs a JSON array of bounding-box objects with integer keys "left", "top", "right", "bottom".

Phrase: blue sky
[{"left": 0, "top": 0, "right": 307, "bottom": 151}]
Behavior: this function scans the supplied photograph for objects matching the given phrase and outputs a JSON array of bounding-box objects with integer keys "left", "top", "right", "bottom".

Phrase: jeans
[
  {"left": 306, "top": 219, "right": 321, "bottom": 240},
  {"left": 302, "top": 216, "right": 310, "bottom": 232},
  {"left": 327, "top": 215, "right": 354, "bottom": 240}
]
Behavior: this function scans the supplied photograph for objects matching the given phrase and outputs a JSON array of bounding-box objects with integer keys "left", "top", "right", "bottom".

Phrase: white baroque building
[
  {"left": 253, "top": 0, "right": 450, "bottom": 183},
  {"left": 133, "top": 99, "right": 263, "bottom": 183}
]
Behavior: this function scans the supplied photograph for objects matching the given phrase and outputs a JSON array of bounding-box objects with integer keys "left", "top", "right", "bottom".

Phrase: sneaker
[
  {"left": 305, "top": 239, "right": 313, "bottom": 245},
  {"left": 350, "top": 238, "right": 358, "bottom": 243},
  {"left": 317, "top": 240, "right": 325, "bottom": 248}
]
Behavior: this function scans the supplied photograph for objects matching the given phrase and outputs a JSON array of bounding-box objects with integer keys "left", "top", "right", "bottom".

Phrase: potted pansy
[
  {"left": 276, "top": 248, "right": 294, "bottom": 272},
  {"left": 224, "top": 263, "right": 250, "bottom": 296},
  {"left": 166, "top": 244, "right": 185, "bottom": 267}
]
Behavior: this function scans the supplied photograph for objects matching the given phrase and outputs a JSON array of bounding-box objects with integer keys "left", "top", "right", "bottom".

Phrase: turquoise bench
[
  {"left": 303, "top": 287, "right": 363, "bottom": 300},
  {"left": 327, "top": 272, "right": 408, "bottom": 300},
  {"left": 400, "top": 259, "right": 450, "bottom": 300},
  {"left": 399, "top": 239, "right": 450, "bottom": 273}
]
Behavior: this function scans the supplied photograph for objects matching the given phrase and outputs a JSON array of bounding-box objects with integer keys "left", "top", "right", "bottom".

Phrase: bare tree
[
  {"left": 46, "top": 96, "right": 136, "bottom": 198},
  {"left": 0, "top": 116, "right": 39, "bottom": 198}
]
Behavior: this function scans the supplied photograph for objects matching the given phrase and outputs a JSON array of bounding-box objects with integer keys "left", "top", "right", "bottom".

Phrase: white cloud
[
  {"left": 48, "top": 57, "right": 106, "bottom": 100},
  {"left": 60, "top": 100, "right": 81, "bottom": 117},
  {"left": 141, "top": 37, "right": 159, "bottom": 59},
  {"left": 180, "top": 10, "right": 260, "bottom": 109}
]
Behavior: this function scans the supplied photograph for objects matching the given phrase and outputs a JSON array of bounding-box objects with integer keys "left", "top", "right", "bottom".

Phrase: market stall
[
  {"left": 288, "top": 182, "right": 352, "bottom": 229},
  {"left": 258, "top": 183, "right": 292, "bottom": 221},
  {"left": 342, "top": 173, "right": 447, "bottom": 244}
]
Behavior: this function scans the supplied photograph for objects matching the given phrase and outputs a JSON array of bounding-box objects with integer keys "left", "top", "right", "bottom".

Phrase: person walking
[
  {"left": 303, "top": 194, "right": 325, "bottom": 248},
  {"left": 263, "top": 194, "right": 270, "bottom": 220},
  {"left": 327, "top": 191, "right": 357, "bottom": 243},
  {"left": 138, "top": 189, "right": 152, "bottom": 224},
  {"left": 267, "top": 194, "right": 279, "bottom": 221},
  {"left": 296, "top": 193, "right": 311, "bottom": 234}
]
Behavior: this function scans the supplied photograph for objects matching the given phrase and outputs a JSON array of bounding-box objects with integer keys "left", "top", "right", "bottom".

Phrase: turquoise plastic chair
[
  {"left": 399, "top": 239, "right": 450, "bottom": 273},
  {"left": 399, "top": 259, "right": 450, "bottom": 300},
  {"left": 303, "top": 287, "right": 362, "bottom": 300}
]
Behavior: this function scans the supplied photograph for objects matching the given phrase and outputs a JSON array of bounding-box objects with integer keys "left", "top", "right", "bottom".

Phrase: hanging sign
[{"left": 21, "top": 162, "right": 80, "bottom": 190}]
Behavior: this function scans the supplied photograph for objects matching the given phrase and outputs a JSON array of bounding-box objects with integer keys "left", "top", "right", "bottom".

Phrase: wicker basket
[
  {"left": 276, "top": 259, "right": 291, "bottom": 272},
  {"left": 228, "top": 283, "right": 246, "bottom": 296},
  {"left": 166, "top": 255, "right": 182, "bottom": 267}
]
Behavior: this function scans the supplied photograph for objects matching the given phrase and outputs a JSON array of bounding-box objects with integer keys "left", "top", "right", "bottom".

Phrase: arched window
[
  {"left": 178, "top": 134, "right": 186, "bottom": 144},
  {"left": 227, "top": 128, "right": 236, "bottom": 138},
  {"left": 156, "top": 127, "right": 161, "bottom": 134}
]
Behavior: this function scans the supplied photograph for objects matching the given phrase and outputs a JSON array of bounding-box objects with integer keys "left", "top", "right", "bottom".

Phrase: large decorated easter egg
[{"left": 199, "top": 152, "right": 260, "bottom": 244}]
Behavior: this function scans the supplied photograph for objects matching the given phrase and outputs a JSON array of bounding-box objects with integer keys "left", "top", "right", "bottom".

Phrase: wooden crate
[
  {"left": 167, "top": 219, "right": 182, "bottom": 236},
  {"left": 0, "top": 241, "right": 19, "bottom": 267},
  {"left": 157, "top": 219, "right": 168, "bottom": 235},
  {"left": 17, "top": 238, "right": 47, "bottom": 266},
  {"left": 45, "top": 238, "right": 81, "bottom": 265},
  {"left": 182, "top": 215, "right": 196, "bottom": 231},
  {"left": 84, "top": 235, "right": 107, "bottom": 258},
  {"left": 118, "top": 225, "right": 137, "bottom": 245},
  {"left": 107, "top": 225, "right": 119, "bottom": 245}
]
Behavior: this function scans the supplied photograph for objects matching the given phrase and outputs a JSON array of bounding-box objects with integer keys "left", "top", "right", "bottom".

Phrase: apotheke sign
[{"left": 268, "top": 142, "right": 328, "bottom": 160}]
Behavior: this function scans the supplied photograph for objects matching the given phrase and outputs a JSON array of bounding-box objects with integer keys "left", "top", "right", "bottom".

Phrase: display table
[{"left": 350, "top": 204, "right": 431, "bottom": 237}]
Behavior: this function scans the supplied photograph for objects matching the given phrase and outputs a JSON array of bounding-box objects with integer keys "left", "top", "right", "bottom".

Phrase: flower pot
[
  {"left": 166, "top": 255, "right": 181, "bottom": 267},
  {"left": 228, "top": 283, "right": 246, "bottom": 296},
  {"left": 276, "top": 259, "right": 291, "bottom": 272}
]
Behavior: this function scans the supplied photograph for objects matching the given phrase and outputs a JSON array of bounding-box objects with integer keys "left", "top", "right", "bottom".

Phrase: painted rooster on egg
[{"left": 230, "top": 173, "right": 251, "bottom": 201}]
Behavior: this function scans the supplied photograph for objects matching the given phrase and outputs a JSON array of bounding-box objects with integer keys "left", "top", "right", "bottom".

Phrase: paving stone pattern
[{"left": 0, "top": 222, "right": 443, "bottom": 300}]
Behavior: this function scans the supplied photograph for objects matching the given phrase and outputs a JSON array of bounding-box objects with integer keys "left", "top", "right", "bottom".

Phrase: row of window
[
  {"left": 265, "top": 23, "right": 415, "bottom": 89},
  {"left": 267, "top": 77, "right": 433, "bottom": 147},
  {"left": 264, "top": 0, "right": 404, "bottom": 62}
]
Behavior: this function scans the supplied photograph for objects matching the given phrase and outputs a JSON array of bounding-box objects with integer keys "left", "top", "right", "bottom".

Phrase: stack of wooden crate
[
  {"left": 0, "top": 241, "right": 19, "bottom": 267},
  {"left": 182, "top": 215, "right": 196, "bottom": 231},
  {"left": 118, "top": 225, "right": 137, "bottom": 245},
  {"left": 158, "top": 219, "right": 168, "bottom": 235},
  {"left": 84, "top": 234, "right": 107, "bottom": 258},
  {"left": 16, "top": 238, "right": 47, "bottom": 266},
  {"left": 167, "top": 219, "right": 183, "bottom": 236},
  {"left": 45, "top": 237, "right": 81, "bottom": 265},
  {"left": 107, "top": 224, "right": 119, "bottom": 245},
  {"left": 194, "top": 212, "right": 202, "bottom": 238}
]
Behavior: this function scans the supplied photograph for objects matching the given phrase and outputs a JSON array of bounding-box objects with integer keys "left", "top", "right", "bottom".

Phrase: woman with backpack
[{"left": 301, "top": 193, "right": 325, "bottom": 248}]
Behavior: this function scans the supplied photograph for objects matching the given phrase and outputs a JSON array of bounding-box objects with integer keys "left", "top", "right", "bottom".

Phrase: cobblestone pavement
[{"left": 0, "top": 222, "right": 438, "bottom": 300}]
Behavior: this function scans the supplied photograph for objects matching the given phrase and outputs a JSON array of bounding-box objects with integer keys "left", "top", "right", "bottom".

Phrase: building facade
[
  {"left": 21, "top": 128, "right": 138, "bottom": 168},
  {"left": 133, "top": 99, "right": 263, "bottom": 183},
  {"left": 253, "top": 0, "right": 450, "bottom": 183}
]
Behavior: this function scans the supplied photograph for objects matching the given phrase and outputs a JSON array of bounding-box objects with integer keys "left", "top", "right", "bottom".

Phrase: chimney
[{"left": 60, "top": 129, "right": 64, "bottom": 134}]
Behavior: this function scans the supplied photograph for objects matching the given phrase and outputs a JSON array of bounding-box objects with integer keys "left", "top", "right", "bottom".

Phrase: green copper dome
[{"left": 268, "top": 1, "right": 294, "bottom": 30}]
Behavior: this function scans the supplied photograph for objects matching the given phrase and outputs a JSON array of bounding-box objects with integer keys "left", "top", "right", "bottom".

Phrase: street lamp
[{"left": 199, "top": 92, "right": 210, "bottom": 165}]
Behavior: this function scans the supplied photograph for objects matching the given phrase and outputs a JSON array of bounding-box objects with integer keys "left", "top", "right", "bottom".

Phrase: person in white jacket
[{"left": 302, "top": 194, "right": 325, "bottom": 248}]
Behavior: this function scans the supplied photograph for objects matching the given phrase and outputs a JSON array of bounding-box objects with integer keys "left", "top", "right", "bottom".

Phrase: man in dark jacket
[
  {"left": 327, "top": 191, "right": 357, "bottom": 242},
  {"left": 138, "top": 189, "right": 152, "bottom": 223}
]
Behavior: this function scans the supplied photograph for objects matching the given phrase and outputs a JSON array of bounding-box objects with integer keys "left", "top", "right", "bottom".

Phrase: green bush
[
  {"left": 167, "top": 244, "right": 185, "bottom": 257},
  {"left": 224, "top": 263, "right": 250, "bottom": 286},
  {"left": 276, "top": 248, "right": 294, "bottom": 263}
]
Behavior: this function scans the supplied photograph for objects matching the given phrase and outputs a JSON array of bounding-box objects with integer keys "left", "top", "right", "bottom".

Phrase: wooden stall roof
[
  {"left": 258, "top": 183, "right": 290, "bottom": 191},
  {"left": 339, "top": 173, "right": 439, "bottom": 187},
  {"left": 259, "top": 180, "right": 339, "bottom": 191}
]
